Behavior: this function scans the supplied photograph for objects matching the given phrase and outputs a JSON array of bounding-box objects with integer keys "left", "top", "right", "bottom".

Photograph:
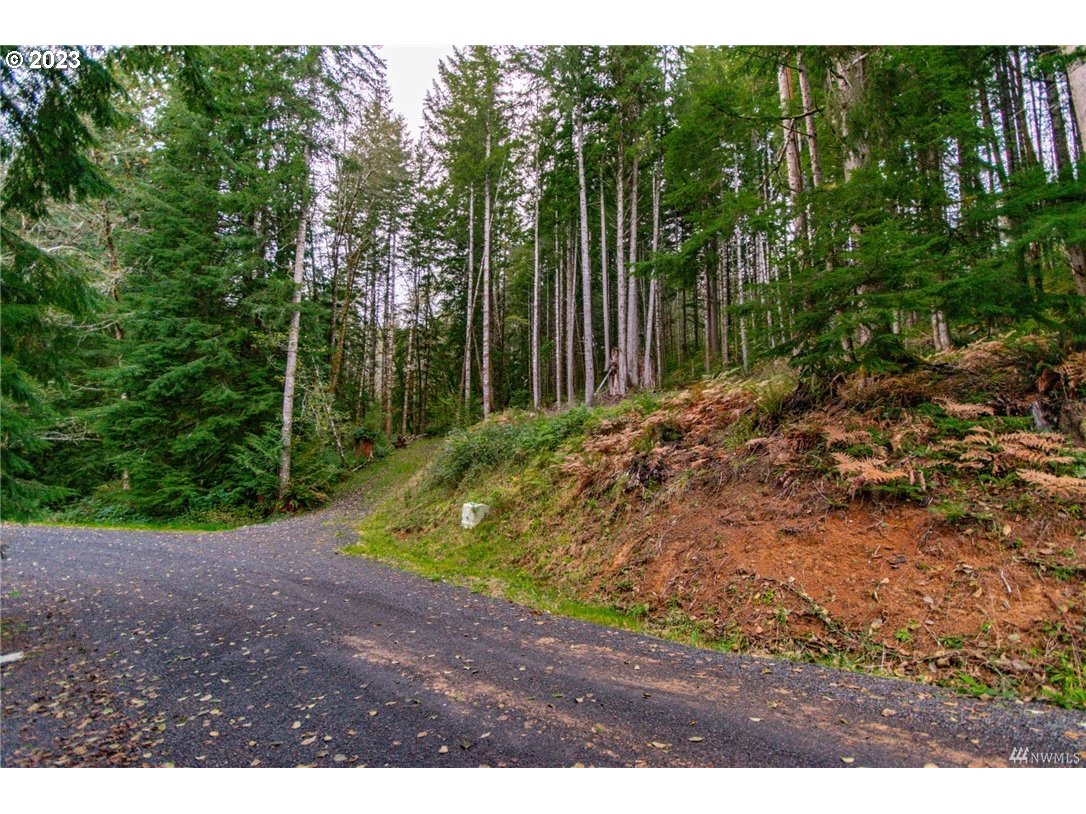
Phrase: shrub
[{"left": 428, "top": 407, "right": 594, "bottom": 488}]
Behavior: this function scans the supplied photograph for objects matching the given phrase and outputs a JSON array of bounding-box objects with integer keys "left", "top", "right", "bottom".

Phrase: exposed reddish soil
[{"left": 548, "top": 340, "right": 1085, "bottom": 702}]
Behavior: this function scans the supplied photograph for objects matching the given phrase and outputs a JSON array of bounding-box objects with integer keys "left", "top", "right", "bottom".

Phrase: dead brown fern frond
[
  {"left": 1000, "top": 444, "right": 1061, "bottom": 468},
  {"left": 1059, "top": 351, "right": 1086, "bottom": 391},
  {"left": 832, "top": 452, "right": 888, "bottom": 477},
  {"left": 997, "top": 432, "right": 1064, "bottom": 453},
  {"left": 935, "top": 398, "right": 995, "bottom": 418},
  {"left": 1016, "top": 469, "right": 1086, "bottom": 502},
  {"left": 822, "top": 425, "right": 872, "bottom": 447}
]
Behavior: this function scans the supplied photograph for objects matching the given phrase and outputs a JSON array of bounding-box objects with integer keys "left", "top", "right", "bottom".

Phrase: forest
[{"left": 3, "top": 45, "right": 1085, "bottom": 524}]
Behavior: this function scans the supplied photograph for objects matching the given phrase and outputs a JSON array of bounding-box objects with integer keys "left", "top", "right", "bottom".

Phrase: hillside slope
[{"left": 346, "top": 337, "right": 1086, "bottom": 708}]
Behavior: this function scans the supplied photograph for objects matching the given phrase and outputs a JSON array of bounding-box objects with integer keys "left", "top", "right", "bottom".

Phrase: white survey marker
[{"left": 461, "top": 502, "right": 490, "bottom": 529}]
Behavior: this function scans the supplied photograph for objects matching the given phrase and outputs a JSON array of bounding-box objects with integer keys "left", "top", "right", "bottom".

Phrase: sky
[{"left": 380, "top": 46, "right": 456, "bottom": 139}]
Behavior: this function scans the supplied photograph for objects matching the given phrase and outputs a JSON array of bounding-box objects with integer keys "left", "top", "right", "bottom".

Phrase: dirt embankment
[{"left": 545, "top": 339, "right": 1085, "bottom": 705}]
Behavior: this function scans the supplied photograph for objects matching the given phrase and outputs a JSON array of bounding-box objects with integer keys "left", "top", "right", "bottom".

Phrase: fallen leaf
[
  {"left": 649, "top": 741, "right": 670, "bottom": 749},
  {"left": 749, "top": 717, "right": 762, "bottom": 722},
  {"left": 438, "top": 745, "right": 448, "bottom": 754},
  {"left": 292, "top": 721, "right": 301, "bottom": 729},
  {"left": 881, "top": 708, "right": 896, "bottom": 717},
  {"left": 688, "top": 736, "right": 705, "bottom": 742},
  {"left": 841, "top": 756, "right": 855, "bottom": 764}
]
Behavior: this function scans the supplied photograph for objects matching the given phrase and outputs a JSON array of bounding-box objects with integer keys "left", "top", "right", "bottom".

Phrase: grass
[{"left": 342, "top": 413, "right": 726, "bottom": 650}]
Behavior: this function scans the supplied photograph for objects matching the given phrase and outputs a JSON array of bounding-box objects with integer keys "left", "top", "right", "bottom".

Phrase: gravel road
[{"left": 2, "top": 481, "right": 1083, "bottom": 767}]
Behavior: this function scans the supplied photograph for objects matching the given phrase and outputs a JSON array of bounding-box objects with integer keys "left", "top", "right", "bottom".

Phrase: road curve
[{"left": 2, "top": 492, "right": 1083, "bottom": 767}]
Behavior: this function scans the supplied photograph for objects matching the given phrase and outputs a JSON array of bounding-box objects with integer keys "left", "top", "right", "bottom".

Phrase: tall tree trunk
[
  {"left": 328, "top": 245, "right": 361, "bottom": 397},
  {"left": 401, "top": 262, "right": 419, "bottom": 436},
  {"left": 796, "top": 51, "right": 823, "bottom": 188},
  {"left": 599, "top": 161, "right": 611, "bottom": 369},
  {"left": 555, "top": 218, "right": 563, "bottom": 410},
  {"left": 103, "top": 208, "right": 130, "bottom": 491},
  {"left": 366, "top": 246, "right": 380, "bottom": 416},
  {"left": 836, "top": 49, "right": 871, "bottom": 348},
  {"left": 614, "top": 145, "right": 628, "bottom": 396},
  {"left": 1043, "top": 56, "right": 1073, "bottom": 178},
  {"left": 720, "top": 241, "right": 731, "bottom": 368},
  {"left": 995, "top": 55, "right": 1022, "bottom": 175},
  {"left": 565, "top": 227, "right": 576, "bottom": 406},
  {"left": 278, "top": 153, "right": 310, "bottom": 502},
  {"left": 1009, "top": 49, "right": 1039, "bottom": 169},
  {"left": 626, "top": 157, "right": 640, "bottom": 387},
  {"left": 531, "top": 187, "right": 542, "bottom": 410},
  {"left": 778, "top": 62, "right": 807, "bottom": 250},
  {"left": 382, "top": 232, "right": 395, "bottom": 436},
  {"left": 481, "top": 129, "right": 494, "bottom": 418},
  {"left": 977, "top": 78, "right": 1009, "bottom": 187},
  {"left": 642, "top": 162, "right": 660, "bottom": 389},
  {"left": 737, "top": 229, "right": 750, "bottom": 374},
  {"left": 573, "top": 104, "right": 596, "bottom": 404},
  {"left": 462, "top": 187, "right": 475, "bottom": 413}
]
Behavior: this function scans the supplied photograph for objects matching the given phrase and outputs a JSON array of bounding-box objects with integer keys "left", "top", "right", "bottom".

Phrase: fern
[{"left": 1017, "top": 469, "right": 1086, "bottom": 502}]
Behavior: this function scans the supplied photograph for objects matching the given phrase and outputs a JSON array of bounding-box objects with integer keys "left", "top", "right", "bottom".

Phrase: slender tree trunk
[
  {"left": 401, "top": 262, "right": 419, "bottom": 436},
  {"left": 1009, "top": 49, "right": 1039, "bottom": 169},
  {"left": 103, "top": 209, "right": 130, "bottom": 491},
  {"left": 462, "top": 187, "right": 475, "bottom": 413},
  {"left": 778, "top": 62, "right": 807, "bottom": 250},
  {"left": 642, "top": 162, "right": 660, "bottom": 389},
  {"left": 797, "top": 51, "right": 823, "bottom": 188},
  {"left": 278, "top": 153, "right": 310, "bottom": 501},
  {"left": 977, "top": 79, "right": 1009, "bottom": 187},
  {"left": 481, "top": 129, "right": 494, "bottom": 418},
  {"left": 995, "top": 56, "right": 1022, "bottom": 175},
  {"left": 836, "top": 49, "right": 871, "bottom": 349},
  {"left": 565, "top": 226, "right": 576, "bottom": 406},
  {"left": 720, "top": 242, "right": 731, "bottom": 368},
  {"left": 531, "top": 187, "right": 542, "bottom": 410},
  {"left": 382, "top": 231, "right": 395, "bottom": 436},
  {"left": 614, "top": 145, "right": 628, "bottom": 396},
  {"left": 1043, "top": 57, "right": 1073, "bottom": 178},
  {"left": 737, "top": 229, "right": 750, "bottom": 373},
  {"left": 366, "top": 246, "right": 380, "bottom": 415},
  {"left": 573, "top": 104, "right": 596, "bottom": 404},
  {"left": 555, "top": 218, "right": 563, "bottom": 410},
  {"left": 626, "top": 157, "right": 640, "bottom": 387},
  {"left": 328, "top": 246, "right": 361, "bottom": 396},
  {"left": 599, "top": 161, "right": 611, "bottom": 368}
]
